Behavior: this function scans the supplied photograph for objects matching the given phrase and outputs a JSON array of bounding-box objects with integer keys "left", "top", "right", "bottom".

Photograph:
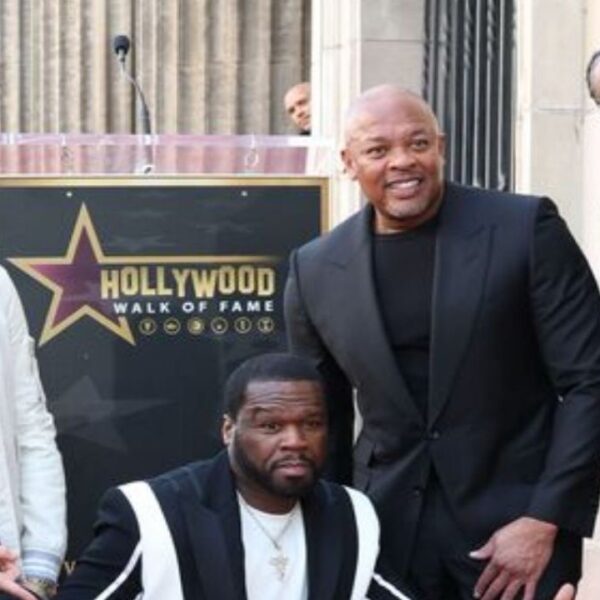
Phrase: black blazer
[
  {"left": 284, "top": 182, "right": 600, "bottom": 573},
  {"left": 57, "top": 451, "right": 386, "bottom": 599}
]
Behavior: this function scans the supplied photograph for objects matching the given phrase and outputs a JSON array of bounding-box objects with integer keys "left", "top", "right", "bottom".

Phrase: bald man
[
  {"left": 284, "top": 82, "right": 311, "bottom": 134},
  {"left": 285, "top": 85, "right": 600, "bottom": 599},
  {"left": 587, "top": 50, "right": 600, "bottom": 105}
]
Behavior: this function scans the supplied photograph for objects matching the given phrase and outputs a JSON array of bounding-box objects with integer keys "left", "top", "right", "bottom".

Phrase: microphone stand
[{"left": 115, "top": 39, "right": 154, "bottom": 174}]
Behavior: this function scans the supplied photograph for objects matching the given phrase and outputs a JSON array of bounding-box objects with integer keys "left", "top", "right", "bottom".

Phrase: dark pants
[{"left": 406, "top": 476, "right": 581, "bottom": 600}]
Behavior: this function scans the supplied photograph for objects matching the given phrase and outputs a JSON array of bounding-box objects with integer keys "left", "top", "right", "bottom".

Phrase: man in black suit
[
  {"left": 284, "top": 85, "right": 600, "bottom": 599},
  {"left": 0, "top": 353, "right": 410, "bottom": 600}
]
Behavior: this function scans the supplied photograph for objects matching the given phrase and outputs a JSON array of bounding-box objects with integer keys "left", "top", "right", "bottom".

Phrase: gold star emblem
[{"left": 9, "top": 204, "right": 134, "bottom": 346}]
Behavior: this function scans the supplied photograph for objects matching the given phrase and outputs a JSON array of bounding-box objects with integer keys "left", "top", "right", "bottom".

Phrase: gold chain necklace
[{"left": 238, "top": 495, "right": 300, "bottom": 581}]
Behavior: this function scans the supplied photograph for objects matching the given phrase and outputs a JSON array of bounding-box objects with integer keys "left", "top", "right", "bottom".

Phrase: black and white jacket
[{"left": 56, "top": 451, "right": 412, "bottom": 599}]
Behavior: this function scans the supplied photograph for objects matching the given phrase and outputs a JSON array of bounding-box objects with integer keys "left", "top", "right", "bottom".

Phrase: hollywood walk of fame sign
[{"left": 0, "top": 176, "right": 327, "bottom": 563}]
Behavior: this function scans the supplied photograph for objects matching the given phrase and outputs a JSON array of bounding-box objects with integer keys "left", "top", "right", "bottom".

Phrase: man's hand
[
  {"left": 0, "top": 546, "right": 37, "bottom": 600},
  {"left": 553, "top": 584, "right": 575, "bottom": 600},
  {"left": 469, "top": 516, "right": 558, "bottom": 600}
]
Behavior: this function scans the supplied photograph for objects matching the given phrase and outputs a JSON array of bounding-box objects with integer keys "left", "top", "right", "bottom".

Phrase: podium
[
  {"left": 0, "top": 132, "right": 333, "bottom": 175},
  {"left": 0, "top": 134, "right": 333, "bottom": 564}
]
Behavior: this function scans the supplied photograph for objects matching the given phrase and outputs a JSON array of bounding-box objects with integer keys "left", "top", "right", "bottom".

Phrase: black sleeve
[
  {"left": 284, "top": 249, "right": 354, "bottom": 483},
  {"left": 56, "top": 488, "right": 142, "bottom": 599},
  {"left": 527, "top": 197, "right": 600, "bottom": 536}
]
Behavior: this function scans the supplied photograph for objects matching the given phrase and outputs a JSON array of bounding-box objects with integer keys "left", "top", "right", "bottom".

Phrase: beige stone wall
[
  {"left": 514, "top": 0, "right": 587, "bottom": 234},
  {"left": 514, "top": 0, "right": 600, "bottom": 262},
  {"left": 0, "top": 0, "right": 310, "bottom": 134},
  {"left": 360, "top": 0, "right": 424, "bottom": 93}
]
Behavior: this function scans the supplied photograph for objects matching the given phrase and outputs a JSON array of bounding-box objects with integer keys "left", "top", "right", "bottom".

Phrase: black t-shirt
[{"left": 372, "top": 218, "right": 437, "bottom": 418}]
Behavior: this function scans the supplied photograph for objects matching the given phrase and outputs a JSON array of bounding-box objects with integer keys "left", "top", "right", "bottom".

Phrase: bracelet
[{"left": 22, "top": 577, "right": 57, "bottom": 600}]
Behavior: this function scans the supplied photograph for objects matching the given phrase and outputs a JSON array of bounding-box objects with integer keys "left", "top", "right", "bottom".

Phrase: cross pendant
[{"left": 269, "top": 553, "right": 289, "bottom": 581}]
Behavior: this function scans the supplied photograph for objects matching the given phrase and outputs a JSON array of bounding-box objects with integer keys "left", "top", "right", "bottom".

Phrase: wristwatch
[{"left": 22, "top": 577, "right": 58, "bottom": 600}]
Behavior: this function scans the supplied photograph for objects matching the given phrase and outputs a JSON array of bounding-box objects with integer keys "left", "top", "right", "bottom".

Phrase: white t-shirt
[{"left": 238, "top": 495, "right": 308, "bottom": 600}]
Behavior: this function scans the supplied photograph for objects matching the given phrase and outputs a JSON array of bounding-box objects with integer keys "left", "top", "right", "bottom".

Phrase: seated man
[{"left": 1, "top": 353, "right": 411, "bottom": 599}]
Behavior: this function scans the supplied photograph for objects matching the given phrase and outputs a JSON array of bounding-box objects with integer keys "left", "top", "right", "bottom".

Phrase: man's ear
[
  {"left": 437, "top": 133, "right": 446, "bottom": 160},
  {"left": 222, "top": 414, "right": 235, "bottom": 446},
  {"left": 341, "top": 148, "right": 358, "bottom": 180}
]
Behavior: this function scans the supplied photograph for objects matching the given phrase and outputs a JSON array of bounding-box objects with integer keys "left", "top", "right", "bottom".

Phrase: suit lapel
[
  {"left": 429, "top": 187, "right": 493, "bottom": 426},
  {"left": 327, "top": 207, "right": 424, "bottom": 422},
  {"left": 178, "top": 454, "right": 246, "bottom": 600}
]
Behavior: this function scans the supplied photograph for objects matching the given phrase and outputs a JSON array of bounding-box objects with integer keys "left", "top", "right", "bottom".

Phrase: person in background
[
  {"left": 284, "top": 82, "right": 311, "bottom": 135},
  {"left": 0, "top": 266, "right": 66, "bottom": 600},
  {"left": 285, "top": 84, "right": 600, "bottom": 599},
  {"left": 586, "top": 49, "right": 600, "bottom": 105}
]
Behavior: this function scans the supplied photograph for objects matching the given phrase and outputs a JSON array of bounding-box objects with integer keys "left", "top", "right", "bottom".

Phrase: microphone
[
  {"left": 113, "top": 35, "right": 130, "bottom": 62},
  {"left": 113, "top": 34, "right": 153, "bottom": 173}
]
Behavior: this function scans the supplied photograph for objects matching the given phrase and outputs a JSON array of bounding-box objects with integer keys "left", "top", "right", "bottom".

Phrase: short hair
[
  {"left": 224, "top": 353, "right": 324, "bottom": 419},
  {"left": 586, "top": 50, "right": 600, "bottom": 103},
  {"left": 343, "top": 85, "right": 441, "bottom": 144}
]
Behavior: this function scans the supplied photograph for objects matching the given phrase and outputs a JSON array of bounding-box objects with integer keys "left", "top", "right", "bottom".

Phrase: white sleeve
[{"left": 2, "top": 266, "right": 67, "bottom": 580}]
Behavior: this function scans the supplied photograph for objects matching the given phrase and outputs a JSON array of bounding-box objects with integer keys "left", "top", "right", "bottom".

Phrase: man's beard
[{"left": 232, "top": 440, "right": 321, "bottom": 500}]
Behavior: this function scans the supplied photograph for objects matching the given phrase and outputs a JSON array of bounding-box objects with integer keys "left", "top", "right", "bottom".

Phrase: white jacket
[{"left": 0, "top": 266, "right": 66, "bottom": 582}]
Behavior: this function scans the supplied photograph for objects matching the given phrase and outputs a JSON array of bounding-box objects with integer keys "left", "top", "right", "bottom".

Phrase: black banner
[{"left": 0, "top": 176, "right": 327, "bottom": 562}]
